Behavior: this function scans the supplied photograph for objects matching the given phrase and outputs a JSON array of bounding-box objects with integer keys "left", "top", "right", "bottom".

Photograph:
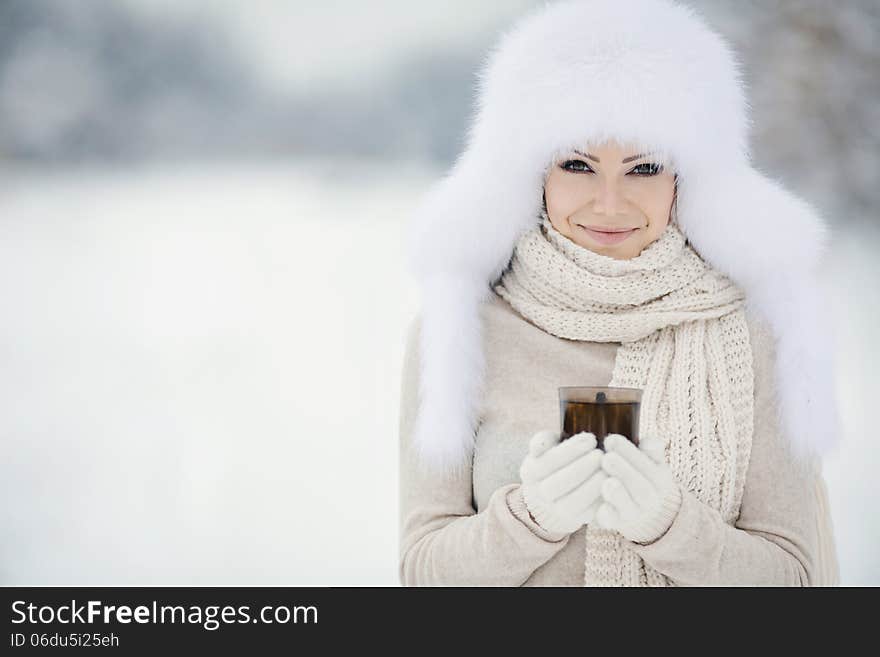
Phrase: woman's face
[{"left": 543, "top": 140, "right": 677, "bottom": 260}]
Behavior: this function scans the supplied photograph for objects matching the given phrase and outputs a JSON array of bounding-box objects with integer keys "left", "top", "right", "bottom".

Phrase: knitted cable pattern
[{"left": 493, "top": 211, "right": 754, "bottom": 587}]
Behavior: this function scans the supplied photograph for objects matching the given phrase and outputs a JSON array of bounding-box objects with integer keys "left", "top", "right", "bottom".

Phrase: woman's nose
[{"left": 593, "top": 178, "right": 623, "bottom": 216}]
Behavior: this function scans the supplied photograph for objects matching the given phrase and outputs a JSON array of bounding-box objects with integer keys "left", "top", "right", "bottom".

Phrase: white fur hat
[{"left": 405, "top": 0, "right": 839, "bottom": 474}]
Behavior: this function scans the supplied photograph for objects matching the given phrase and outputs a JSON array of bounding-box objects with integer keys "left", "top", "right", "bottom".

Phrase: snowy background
[{"left": 1, "top": 0, "right": 878, "bottom": 585}]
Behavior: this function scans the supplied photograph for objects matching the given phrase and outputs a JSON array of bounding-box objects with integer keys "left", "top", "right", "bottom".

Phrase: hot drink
[{"left": 559, "top": 387, "right": 642, "bottom": 450}]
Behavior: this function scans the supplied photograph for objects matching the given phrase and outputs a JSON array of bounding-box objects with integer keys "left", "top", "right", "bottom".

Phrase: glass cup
[{"left": 558, "top": 386, "right": 642, "bottom": 450}]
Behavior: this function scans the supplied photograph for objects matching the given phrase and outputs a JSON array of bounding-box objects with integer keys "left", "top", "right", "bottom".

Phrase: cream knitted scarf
[{"left": 493, "top": 211, "right": 755, "bottom": 587}]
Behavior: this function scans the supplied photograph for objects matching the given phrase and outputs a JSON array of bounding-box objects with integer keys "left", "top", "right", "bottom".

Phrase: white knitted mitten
[
  {"left": 595, "top": 433, "right": 683, "bottom": 545},
  {"left": 519, "top": 429, "right": 608, "bottom": 535}
]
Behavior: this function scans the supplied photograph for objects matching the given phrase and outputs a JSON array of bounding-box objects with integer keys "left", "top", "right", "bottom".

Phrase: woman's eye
[
  {"left": 560, "top": 159, "right": 594, "bottom": 173},
  {"left": 629, "top": 162, "right": 663, "bottom": 176}
]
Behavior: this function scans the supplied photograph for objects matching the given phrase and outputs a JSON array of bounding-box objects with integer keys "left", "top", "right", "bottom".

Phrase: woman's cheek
[
  {"left": 630, "top": 181, "right": 675, "bottom": 218},
  {"left": 550, "top": 177, "right": 595, "bottom": 214}
]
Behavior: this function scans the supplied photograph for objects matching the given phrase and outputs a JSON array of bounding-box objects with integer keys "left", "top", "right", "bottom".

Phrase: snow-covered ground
[{"left": 1, "top": 160, "right": 877, "bottom": 585}]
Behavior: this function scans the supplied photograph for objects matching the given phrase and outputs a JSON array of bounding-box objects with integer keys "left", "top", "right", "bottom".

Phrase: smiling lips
[{"left": 576, "top": 223, "right": 639, "bottom": 245}]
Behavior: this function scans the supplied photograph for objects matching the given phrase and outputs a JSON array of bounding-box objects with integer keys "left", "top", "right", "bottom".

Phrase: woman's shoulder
[
  {"left": 481, "top": 289, "right": 525, "bottom": 327},
  {"left": 481, "top": 289, "right": 554, "bottom": 340},
  {"left": 402, "top": 290, "right": 565, "bottom": 376},
  {"left": 406, "top": 289, "right": 547, "bottom": 336}
]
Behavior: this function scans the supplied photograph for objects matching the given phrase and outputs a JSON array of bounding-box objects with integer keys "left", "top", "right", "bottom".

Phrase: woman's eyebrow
[{"left": 572, "top": 150, "right": 649, "bottom": 163}]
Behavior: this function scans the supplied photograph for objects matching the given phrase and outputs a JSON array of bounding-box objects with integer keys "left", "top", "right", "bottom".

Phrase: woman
[{"left": 398, "top": 0, "right": 840, "bottom": 586}]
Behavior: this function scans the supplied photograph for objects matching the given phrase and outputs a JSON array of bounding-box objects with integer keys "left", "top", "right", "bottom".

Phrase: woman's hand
[
  {"left": 519, "top": 429, "right": 608, "bottom": 535},
  {"left": 594, "top": 434, "right": 683, "bottom": 545}
]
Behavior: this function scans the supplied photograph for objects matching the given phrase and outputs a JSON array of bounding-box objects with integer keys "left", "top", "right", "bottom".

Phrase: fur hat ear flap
[
  {"left": 408, "top": 273, "right": 488, "bottom": 477},
  {"left": 404, "top": 150, "right": 547, "bottom": 475},
  {"left": 676, "top": 164, "right": 838, "bottom": 460},
  {"left": 758, "top": 273, "right": 841, "bottom": 461}
]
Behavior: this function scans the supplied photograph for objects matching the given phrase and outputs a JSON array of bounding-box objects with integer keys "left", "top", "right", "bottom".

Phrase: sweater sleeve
[
  {"left": 398, "top": 315, "right": 571, "bottom": 586},
  {"left": 629, "top": 310, "right": 823, "bottom": 586}
]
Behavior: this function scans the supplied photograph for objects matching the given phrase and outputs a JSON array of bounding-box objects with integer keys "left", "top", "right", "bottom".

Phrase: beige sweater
[{"left": 399, "top": 291, "right": 829, "bottom": 586}]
